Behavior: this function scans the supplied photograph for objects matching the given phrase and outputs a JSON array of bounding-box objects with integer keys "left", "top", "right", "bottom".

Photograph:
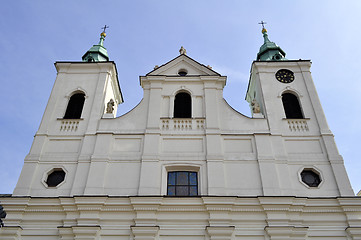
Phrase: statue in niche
[
  {"left": 106, "top": 99, "right": 115, "bottom": 114},
  {"left": 251, "top": 99, "right": 261, "bottom": 113}
]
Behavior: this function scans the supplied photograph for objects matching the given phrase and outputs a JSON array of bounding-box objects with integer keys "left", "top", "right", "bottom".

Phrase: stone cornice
[
  {"left": 1, "top": 196, "right": 360, "bottom": 213},
  {"left": 1, "top": 196, "right": 360, "bottom": 239}
]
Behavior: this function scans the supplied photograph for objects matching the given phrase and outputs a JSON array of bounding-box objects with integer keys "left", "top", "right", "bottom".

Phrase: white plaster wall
[{"left": 12, "top": 56, "right": 354, "bottom": 198}]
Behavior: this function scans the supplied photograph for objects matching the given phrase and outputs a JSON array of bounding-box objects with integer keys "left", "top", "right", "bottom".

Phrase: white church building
[{"left": 0, "top": 28, "right": 361, "bottom": 240}]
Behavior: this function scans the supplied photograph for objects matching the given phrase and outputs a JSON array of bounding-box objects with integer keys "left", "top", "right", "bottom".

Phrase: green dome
[
  {"left": 257, "top": 28, "right": 286, "bottom": 61},
  {"left": 82, "top": 33, "right": 109, "bottom": 62}
]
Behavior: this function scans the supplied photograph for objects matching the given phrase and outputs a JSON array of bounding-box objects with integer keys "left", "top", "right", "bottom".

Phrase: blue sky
[{"left": 1, "top": 0, "right": 360, "bottom": 194}]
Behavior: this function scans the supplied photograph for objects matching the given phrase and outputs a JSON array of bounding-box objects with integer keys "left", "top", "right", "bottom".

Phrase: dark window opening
[
  {"left": 282, "top": 93, "right": 303, "bottom": 119},
  {"left": 174, "top": 92, "right": 191, "bottom": 118},
  {"left": 178, "top": 70, "right": 188, "bottom": 76},
  {"left": 301, "top": 169, "right": 321, "bottom": 187},
  {"left": 167, "top": 171, "right": 198, "bottom": 196},
  {"left": 64, "top": 93, "right": 85, "bottom": 119},
  {"left": 46, "top": 169, "right": 66, "bottom": 187}
]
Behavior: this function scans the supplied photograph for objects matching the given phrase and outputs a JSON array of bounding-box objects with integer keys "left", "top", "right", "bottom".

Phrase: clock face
[{"left": 275, "top": 69, "right": 294, "bottom": 83}]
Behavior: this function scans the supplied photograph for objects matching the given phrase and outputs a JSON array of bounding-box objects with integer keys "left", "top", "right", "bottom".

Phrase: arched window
[
  {"left": 282, "top": 92, "right": 303, "bottom": 119},
  {"left": 174, "top": 92, "right": 191, "bottom": 118},
  {"left": 63, "top": 93, "right": 85, "bottom": 119}
]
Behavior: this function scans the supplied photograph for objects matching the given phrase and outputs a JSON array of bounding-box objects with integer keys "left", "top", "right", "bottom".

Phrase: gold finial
[{"left": 262, "top": 28, "right": 267, "bottom": 34}]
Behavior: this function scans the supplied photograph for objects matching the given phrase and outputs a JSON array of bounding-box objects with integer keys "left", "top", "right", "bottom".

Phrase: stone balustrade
[{"left": 161, "top": 118, "right": 205, "bottom": 130}]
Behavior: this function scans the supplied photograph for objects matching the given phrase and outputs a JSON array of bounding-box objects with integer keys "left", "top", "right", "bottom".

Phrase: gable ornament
[{"left": 179, "top": 46, "right": 187, "bottom": 55}]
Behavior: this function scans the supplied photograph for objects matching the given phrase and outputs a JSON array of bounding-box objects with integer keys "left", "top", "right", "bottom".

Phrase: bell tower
[
  {"left": 245, "top": 26, "right": 353, "bottom": 196},
  {"left": 13, "top": 31, "right": 123, "bottom": 196}
]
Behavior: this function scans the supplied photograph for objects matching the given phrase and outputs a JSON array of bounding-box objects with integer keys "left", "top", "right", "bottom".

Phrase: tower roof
[
  {"left": 256, "top": 27, "right": 286, "bottom": 61},
  {"left": 82, "top": 32, "right": 109, "bottom": 62}
]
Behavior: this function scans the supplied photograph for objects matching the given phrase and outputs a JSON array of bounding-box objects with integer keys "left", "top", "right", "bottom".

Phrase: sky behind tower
[{"left": 1, "top": 0, "right": 361, "bottom": 194}]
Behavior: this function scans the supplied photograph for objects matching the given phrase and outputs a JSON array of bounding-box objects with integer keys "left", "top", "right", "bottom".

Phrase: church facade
[{"left": 1, "top": 29, "right": 361, "bottom": 240}]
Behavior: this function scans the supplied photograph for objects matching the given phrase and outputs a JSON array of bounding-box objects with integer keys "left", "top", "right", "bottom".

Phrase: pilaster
[
  {"left": 84, "top": 134, "right": 112, "bottom": 195},
  {"left": 255, "top": 134, "right": 281, "bottom": 195},
  {"left": 138, "top": 79, "right": 163, "bottom": 195},
  {"left": 322, "top": 135, "right": 354, "bottom": 196},
  {"left": 203, "top": 79, "right": 225, "bottom": 195}
]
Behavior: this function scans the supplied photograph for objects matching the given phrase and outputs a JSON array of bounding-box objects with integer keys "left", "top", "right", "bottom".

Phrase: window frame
[
  {"left": 162, "top": 165, "right": 202, "bottom": 196},
  {"left": 297, "top": 166, "right": 324, "bottom": 189},
  {"left": 42, "top": 166, "right": 68, "bottom": 189},
  {"left": 167, "top": 171, "right": 198, "bottom": 196}
]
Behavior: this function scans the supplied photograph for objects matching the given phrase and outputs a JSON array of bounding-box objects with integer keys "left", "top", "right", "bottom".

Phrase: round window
[{"left": 178, "top": 69, "right": 188, "bottom": 76}]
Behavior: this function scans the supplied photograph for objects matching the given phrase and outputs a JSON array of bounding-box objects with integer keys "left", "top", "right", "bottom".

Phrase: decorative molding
[
  {"left": 343, "top": 209, "right": 361, "bottom": 212},
  {"left": 72, "top": 226, "right": 101, "bottom": 240},
  {"left": 172, "top": 87, "right": 194, "bottom": 96},
  {"left": 58, "top": 226, "right": 74, "bottom": 240},
  {"left": 2, "top": 196, "right": 361, "bottom": 239},
  {"left": 0, "top": 226, "right": 22, "bottom": 240},
  {"left": 278, "top": 86, "right": 303, "bottom": 98},
  {"left": 65, "top": 87, "right": 88, "bottom": 99},
  {"left": 206, "top": 226, "right": 235, "bottom": 240},
  {"left": 161, "top": 118, "right": 205, "bottom": 130},
  {"left": 265, "top": 226, "right": 308, "bottom": 240},
  {"left": 60, "top": 119, "right": 80, "bottom": 131},
  {"left": 131, "top": 226, "right": 159, "bottom": 240},
  {"left": 346, "top": 227, "right": 361, "bottom": 240},
  {"left": 158, "top": 208, "right": 206, "bottom": 212},
  {"left": 285, "top": 119, "right": 309, "bottom": 131}
]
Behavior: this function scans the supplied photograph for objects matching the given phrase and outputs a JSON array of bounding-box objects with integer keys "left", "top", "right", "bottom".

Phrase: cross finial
[
  {"left": 258, "top": 21, "right": 267, "bottom": 29},
  {"left": 101, "top": 25, "right": 109, "bottom": 33}
]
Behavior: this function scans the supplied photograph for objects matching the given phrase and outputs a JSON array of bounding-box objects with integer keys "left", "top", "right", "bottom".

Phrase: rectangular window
[{"left": 167, "top": 171, "right": 198, "bottom": 196}]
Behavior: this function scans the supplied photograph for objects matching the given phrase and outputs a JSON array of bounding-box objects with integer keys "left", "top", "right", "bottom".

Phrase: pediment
[{"left": 146, "top": 54, "right": 220, "bottom": 76}]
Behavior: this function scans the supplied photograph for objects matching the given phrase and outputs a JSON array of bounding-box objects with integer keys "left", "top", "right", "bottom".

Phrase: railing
[
  {"left": 286, "top": 119, "right": 309, "bottom": 131},
  {"left": 60, "top": 119, "right": 80, "bottom": 131},
  {"left": 161, "top": 118, "right": 205, "bottom": 130}
]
